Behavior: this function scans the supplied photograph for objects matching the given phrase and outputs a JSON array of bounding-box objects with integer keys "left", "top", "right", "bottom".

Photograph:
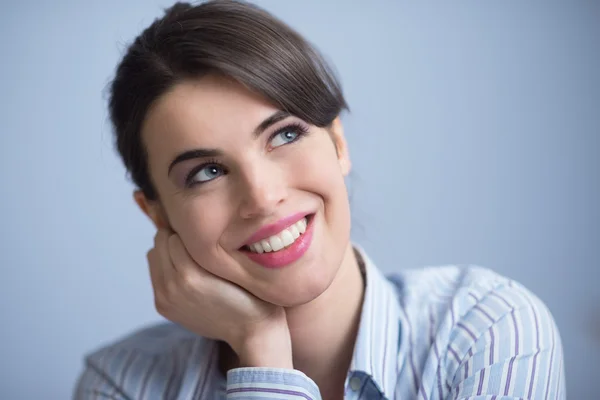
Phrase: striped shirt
[{"left": 74, "top": 246, "right": 565, "bottom": 399}]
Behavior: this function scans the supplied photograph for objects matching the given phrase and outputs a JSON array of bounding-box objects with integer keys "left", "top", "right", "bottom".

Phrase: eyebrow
[
  {"left": 167, "top": 110, "right": 291, "bottom": 175},
  {"left": 252, "top": 110, "right": 290, "bottom": 138}
]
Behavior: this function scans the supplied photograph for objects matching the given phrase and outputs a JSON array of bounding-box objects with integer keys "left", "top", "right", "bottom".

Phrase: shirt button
[{"left": 349, "top": 376, "right": 362, "bottom": 391}]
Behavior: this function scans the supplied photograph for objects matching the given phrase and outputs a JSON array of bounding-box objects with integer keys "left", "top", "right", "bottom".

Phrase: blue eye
[
  {"left": 268, "top": 122, "right": 309, "bottom": 149},
  {"left": 271, "top": 130, "right": 299, "bottom": 148},
  {"left": 190, "top": 164, "right": 224, "bottom": 184}
]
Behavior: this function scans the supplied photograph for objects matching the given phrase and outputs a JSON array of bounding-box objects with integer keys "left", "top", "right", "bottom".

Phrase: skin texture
[{"left": 135, "top": 74, "right": 364, "bottom": 399}]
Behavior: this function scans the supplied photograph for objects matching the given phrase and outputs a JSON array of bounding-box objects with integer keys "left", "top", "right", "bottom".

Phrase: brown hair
[{"left": 109, "top": 0, "right": 349, "bottom": 201}]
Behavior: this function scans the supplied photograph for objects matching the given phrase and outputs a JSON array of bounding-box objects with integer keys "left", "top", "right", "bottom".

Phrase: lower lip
[{"left": 243, "top": 215, "right": 315, "bottom": 269}]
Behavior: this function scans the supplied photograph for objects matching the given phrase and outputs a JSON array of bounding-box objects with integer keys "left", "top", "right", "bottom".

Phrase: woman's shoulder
[
  {"left": 75, "top": 322, "right": 220, "bottom": 399},
  {"left": 387, "top": 263, "right": 542, "bottom": 316},
  {"left": 86, "top": 321, "right": 205, "bottom": 360},
  {"left": 384, "top": 263, "right": 564, "bottom": 363},
  {"left": 385, "top": 265, "right": 565, "bottom": 398}
]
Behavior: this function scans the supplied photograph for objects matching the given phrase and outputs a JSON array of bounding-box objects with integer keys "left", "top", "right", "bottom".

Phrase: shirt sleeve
[
  {"left": 448, "top": 279, "right": 566, "bottom": 399},
  {"left": 226, "top": 367, "right": 322, "bottom": 399},
  {"left": 73, "top": 362, "right": 130, "bottom": 400}
]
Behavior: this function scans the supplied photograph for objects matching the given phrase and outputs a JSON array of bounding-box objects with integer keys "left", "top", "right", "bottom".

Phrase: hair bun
[{"left": 163, "top": 2, "right": 193, "bottom": 19}]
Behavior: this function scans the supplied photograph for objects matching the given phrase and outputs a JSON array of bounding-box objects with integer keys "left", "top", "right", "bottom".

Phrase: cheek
[
  {"left": 167, "top": 196, "right": 235, "bottom": 274},
  {"left": 292, "top": 135, "right": 345, "bottom": 192},
  {"left": 293, "top": 135, "right": 351, "bottom": 235},
  {"left": 303, "top": 136, "right": 348, "bottom": 201}
]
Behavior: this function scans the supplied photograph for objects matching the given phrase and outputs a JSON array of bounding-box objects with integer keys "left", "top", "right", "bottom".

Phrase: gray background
[{"left": 1, "top": 0, "right": 598, "bottom": 398}]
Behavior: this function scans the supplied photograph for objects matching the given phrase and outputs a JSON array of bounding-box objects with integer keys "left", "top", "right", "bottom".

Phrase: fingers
[
  {"left": 154, "top": 229, "right": 176, "bottom": 281},
  {"left": 168, "top": 233, "right": 211, "bottom": 285},
  {"left": 148, "top": 229, "right": 174, "bottom": 298},
  {"left": 147, "top": 246, "right": 164, "bottom": 292},
  {"left": 149, "top": 228, "right": 182, "bottom": 315},
  {"left": 151, "top": 228, "right": 214, "bottom": 303}
]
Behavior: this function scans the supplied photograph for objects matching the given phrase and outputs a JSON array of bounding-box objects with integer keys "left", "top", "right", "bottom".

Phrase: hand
[{"left": 147, "top": 229, "right": 293, "bottom": 368}]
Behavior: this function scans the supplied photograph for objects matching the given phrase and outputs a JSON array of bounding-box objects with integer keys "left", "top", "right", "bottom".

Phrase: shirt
[{"left": 74, "top": 245, "right": 566, "bottom": 399}]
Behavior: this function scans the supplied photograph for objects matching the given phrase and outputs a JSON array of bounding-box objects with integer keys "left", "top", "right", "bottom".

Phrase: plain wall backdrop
[{"left": 1, "top": 0, "right": 598, "bottom": 398}]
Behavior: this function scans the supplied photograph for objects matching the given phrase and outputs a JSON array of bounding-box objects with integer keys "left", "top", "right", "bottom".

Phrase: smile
[
  {"left": 246, "top": 217, "right": 307, "bottom": 253},
  {"left": 241, "top": 214, "right": 315, "bottom": 269}
]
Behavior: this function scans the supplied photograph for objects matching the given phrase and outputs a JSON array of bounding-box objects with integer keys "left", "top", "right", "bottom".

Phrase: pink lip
[
  {"left": 243, "top": 214, "right": 315, "bottom": 269},
  {"left": 243, "top": 211, "right": 310, "bottom": 246}
]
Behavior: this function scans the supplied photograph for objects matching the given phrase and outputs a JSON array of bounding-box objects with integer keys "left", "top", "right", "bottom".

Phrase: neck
[
  {"left": 219, "top": 243, "right": 365, "bottom": 396},
  {"left": 285, "top": 243, "right": 365, "bottom": 394}
]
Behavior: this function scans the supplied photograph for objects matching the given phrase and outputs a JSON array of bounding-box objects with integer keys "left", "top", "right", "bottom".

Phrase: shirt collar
[{"left": 349, "top": 244, "right": 403, "bottom": 399}]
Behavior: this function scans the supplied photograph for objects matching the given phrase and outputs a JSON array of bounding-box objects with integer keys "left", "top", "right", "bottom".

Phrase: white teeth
[
  {"left": 289, "top": 225, "right": 300, "bottom": 239},
  {"left": 269, "top": 236, "right": 284, "bottom": 252},
  {"left": 260, "top": 239, "right": 272, "bottom": 252},
  {"left": 298, "top": 219, "right": 306, "bottom": 234},
  {"left": 247, "top": 217, "right": 309, "bottom": 254},
  {"left": 281, "top": 230, "right": 294, "bottom": 247}
]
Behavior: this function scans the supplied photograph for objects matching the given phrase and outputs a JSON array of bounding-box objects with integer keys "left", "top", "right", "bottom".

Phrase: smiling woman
[{"left": 73, "top": 1, "right": 565, "bottom": 399}]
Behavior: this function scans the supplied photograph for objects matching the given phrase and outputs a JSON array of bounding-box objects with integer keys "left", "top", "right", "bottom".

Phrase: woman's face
[{"left": 139, "top": 74, "right": 352, "bottom": 307}]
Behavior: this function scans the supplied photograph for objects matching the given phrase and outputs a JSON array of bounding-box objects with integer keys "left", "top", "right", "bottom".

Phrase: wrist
[{"left": 235, "top": 319, "right": 293, "bottom": 369}]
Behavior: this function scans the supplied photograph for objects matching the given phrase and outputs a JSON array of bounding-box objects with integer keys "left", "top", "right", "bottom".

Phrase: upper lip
[{"left": 243, "top": 211, "right": 311, "bottom": 247}]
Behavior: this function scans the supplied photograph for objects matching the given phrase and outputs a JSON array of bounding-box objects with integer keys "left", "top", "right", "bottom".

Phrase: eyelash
[
  {"left": 185, "top": 158, "right": 223, "bottom": 188},
  {"left": 267, "top": 122, "right": 310, "bottom": 148},
  {"left": 184, "top": 122, "right": 310, "bottom": 188}
]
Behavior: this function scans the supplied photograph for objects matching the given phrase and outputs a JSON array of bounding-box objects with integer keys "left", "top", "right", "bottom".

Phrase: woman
[{"left": 74, "top": 1, "right": 565, "bottom": 399}]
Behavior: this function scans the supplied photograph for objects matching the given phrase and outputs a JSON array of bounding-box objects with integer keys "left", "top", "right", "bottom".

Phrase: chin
[
  {"left": 252, "top": 250, "right": 344, "bottom": 307},
  {"left": 261, "top": 277, "right": 334, "bottom": 307}
]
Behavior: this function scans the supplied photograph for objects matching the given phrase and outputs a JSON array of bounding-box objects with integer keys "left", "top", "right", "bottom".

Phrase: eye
[
  {"left": 188, "top": 163, "right": 225, "bottom": 185},
  {"left": 270, "top": 128, "right": 300, "bottom": 148}
]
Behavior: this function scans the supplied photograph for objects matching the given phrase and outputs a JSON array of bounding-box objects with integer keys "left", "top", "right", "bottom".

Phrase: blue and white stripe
[{"left": 74, "top": 246, "right": 565, "bottom": 399}]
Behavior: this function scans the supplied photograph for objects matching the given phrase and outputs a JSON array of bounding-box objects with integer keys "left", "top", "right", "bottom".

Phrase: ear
[
  {"left": 133, "top": 190, "right": 171, "bottom": 231},
  {"left": 330, "top": 117, "right": 351, "bottom": 176}
]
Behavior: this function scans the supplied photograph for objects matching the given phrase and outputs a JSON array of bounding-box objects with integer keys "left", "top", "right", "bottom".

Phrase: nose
[{"left": 237, "top": 162, "right": 287, "bottom": 220}]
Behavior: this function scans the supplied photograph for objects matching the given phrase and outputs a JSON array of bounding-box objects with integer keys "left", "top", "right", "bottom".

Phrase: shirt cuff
[{"left": 226, "top": 367, "right": 321, "bottom": 399}]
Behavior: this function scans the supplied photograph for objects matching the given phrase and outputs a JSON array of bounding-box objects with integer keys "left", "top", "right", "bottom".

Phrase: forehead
[{"left": 141, "top": 74, "right": 277, "bottom": 165}]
